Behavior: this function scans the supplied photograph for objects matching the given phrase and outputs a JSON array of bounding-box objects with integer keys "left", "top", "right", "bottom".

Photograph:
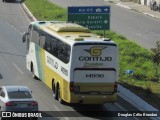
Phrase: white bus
[{"left": 23, "top": 21, "right": 118, "bottom": 104}]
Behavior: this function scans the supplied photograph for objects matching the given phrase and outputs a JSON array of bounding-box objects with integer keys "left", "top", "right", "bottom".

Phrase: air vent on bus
[
  {"left": 97, "top": 36, "right": 103, "bottom": 38},
  {"left": 103, "top": 38, "right": 111, "bottom": 41},
  {"left": 74, "top": 38, "right": 84, "bottom": 41},
  {"left": 79, "top": 35, "right": 91, "bottom": 37},
  {"left": 65, "top": 36, "right": 71, "bottom": 38},
  {"left": 47, "top": 23, "right": 91, "bottom": 33},
  {"left": 38, "top": 21, "right": 46, "bottom": 24}
]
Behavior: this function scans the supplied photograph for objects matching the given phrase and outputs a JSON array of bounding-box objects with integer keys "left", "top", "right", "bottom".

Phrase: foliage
[{"left": 25, "top": 0, "right": 67, "bottom": 21}]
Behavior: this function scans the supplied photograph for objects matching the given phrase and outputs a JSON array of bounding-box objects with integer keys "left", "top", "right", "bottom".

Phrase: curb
[
  {"left": 115, "top": 3, "right": 131, "bottom": 10},
  {"left": 118, "top": 85, "right": 159, "bottom": 111},
  {"left": 118, "top": 85, "right": 160, "bottom": 120},
  {"left": 142, "top": 12, "right": 160, "bottom": 19},
  {"left": 21, "top": 3, "right": 37, "bottom": 21}
]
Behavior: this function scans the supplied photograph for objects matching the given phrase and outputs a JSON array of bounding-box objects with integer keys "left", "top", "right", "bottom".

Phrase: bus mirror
[{"left": 22, "top": 32, "right": 28, "bottom": 43}]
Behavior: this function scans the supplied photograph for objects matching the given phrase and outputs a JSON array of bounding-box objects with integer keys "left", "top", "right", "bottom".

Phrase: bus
[{"left": 22, "top": 21, "right": 118, "bottom": 104}]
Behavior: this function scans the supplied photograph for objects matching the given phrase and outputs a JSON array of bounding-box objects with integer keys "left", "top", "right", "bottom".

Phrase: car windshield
[{"left": 8, "top": 91, "right": 32, "bottom": 99}]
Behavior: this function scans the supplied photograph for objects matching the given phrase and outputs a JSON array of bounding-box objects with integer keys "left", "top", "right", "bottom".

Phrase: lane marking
[
  {"left": 12, "top": 63, "right": 24, "bottom": 74},
  {"left": 115, "top": 3, "right": 131, "bottom": 10}
]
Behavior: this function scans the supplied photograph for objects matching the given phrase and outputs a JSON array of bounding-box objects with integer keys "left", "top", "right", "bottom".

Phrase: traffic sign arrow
[{"left": 104, "top": 8, "right": 108, "bottom": 12}]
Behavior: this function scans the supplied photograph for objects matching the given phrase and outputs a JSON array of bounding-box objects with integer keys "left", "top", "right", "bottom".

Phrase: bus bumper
[{"left": 69, "top": 93, "right": 117, "bottom": 104}]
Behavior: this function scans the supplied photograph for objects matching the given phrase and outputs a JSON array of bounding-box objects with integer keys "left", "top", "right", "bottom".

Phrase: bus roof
[{"left": 32, "top": 21, "right": 116, "bottom": 45}]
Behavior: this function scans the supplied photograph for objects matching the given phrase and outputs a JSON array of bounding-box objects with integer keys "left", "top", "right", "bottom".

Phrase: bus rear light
[
  {"left": 70, "top": 82, "right": 74, "bottom": 92},
  {"left": 114, "top": 82, "right": 118, "bottom": 92}
]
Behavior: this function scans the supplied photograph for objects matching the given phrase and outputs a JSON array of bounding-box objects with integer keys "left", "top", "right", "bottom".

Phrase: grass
[
  {"left": 25, "top": 0, "right": 160, "bottom": 110},
  {"left": 25, "top": 0, "right": 67, "bottom": 21}
]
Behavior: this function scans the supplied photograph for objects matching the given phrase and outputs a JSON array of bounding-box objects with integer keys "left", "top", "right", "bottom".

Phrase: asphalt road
[
  {"left": 110, "top": 2, "right": 160, "bottom": 49},
  {"left": 0, "top": 1, "right": 150, "bottom": 120},
  {"left": 49, "top": 0, "right": 160, "bottom": 49}
]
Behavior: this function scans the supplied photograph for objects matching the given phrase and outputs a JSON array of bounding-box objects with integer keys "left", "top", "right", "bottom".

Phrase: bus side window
[
  {"left": 28, "top": 25, "right": 32, "bottom": 40},
  {"left": 26, "top": 25, "right": 32, "bottom": 51},
  {"left": 44, "top": 34, "right": 51, "bottom": 52},
  {"left": 58, "top": 42, "right": 70, "bottom": 63},
  {"left": 40, "top": 36, "right": 45, "bottom": 48},
  {"left": 32, "top": 26, "right": 39, "bottom": 45},
  {"left": 39, "top": 30, "right": 46, "bottom": 48},
  {"left": 51, "top": 37, "right": 59, "bottom": 57}
]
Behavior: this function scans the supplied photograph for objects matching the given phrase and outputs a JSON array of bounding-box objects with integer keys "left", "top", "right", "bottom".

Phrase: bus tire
[
  {"left": 52, "top": 81, "right": 57, "bottom": 99},
  {"left": 54, "top": 85, "right": 58, "bottom": 100},
  {"left": 58, "top": 86, "right": 65, "bottom": 104},
  {"left": 31, "top": 63, "right": 38, "bottom": 79}
]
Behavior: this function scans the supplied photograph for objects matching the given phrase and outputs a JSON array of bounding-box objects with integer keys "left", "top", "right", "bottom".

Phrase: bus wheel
[
  {"left": 31, "top": 63, "right": 38, "bottom": 79},
  {"left": 54, "top": 85, "right": 58, "bottom": 100},
  {"left": 58, "top": 86, "right": 65, "bottom": 104},
  {"left": 52, "top": 81, "right": 57, "bottom": 100}
]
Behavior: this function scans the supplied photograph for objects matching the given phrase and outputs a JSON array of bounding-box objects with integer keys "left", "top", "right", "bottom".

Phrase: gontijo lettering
[
  {"left": 47, "top": 56, "right": 58, "bottom": 69},
  {"left": 79, "top": 56, "right": 112, "bottom": 61}
]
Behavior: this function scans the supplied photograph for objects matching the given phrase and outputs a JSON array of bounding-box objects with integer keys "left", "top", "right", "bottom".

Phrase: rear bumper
[
  {"left": 4, "top": 107, "right": 38, "bottom": 112},
  {"left": 69, "top": 93, "right": 117, "bottom": 104}
]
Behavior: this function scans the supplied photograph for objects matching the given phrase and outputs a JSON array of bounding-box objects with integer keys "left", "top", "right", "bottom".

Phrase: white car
[
  {"left": 2, "top": 0, "right": 15, "bottom": 2},
  {"left": 0, "top": 86, "right": 38, "bottom": 120}
]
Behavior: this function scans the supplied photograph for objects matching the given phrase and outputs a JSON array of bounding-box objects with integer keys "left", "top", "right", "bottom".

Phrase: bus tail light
[
  {"left": 114, "top": 81, "right": 118, "bottom": 92},
  {"left": 70, "top": 82, "right": 74, "bottom": 92}
]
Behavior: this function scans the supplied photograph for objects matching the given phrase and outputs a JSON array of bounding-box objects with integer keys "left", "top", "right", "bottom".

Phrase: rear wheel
[
  {"left": 31, "top": 63, "right": 38, "bottom": 79},
  {"left": 54, "top": 84, "right": 58, "bottom": 100},
  {"left": 58, "top": 86, "right": 65, "bottom": 104},
  {"left": 52, "top": 81, "right": 57, "bottom": 100}
]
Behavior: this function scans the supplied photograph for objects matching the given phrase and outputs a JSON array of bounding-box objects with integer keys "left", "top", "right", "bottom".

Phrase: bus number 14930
[{"left": 86, "top": 74, "right": 104, "bottom": 78}]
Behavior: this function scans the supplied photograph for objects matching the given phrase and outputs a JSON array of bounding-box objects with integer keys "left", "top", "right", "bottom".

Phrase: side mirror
[{"left": 22, "top": 32, "right": 28, "bottom": 43}]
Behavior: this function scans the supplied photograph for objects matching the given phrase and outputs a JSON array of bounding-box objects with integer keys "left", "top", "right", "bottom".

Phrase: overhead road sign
[{"left": 68, "top": 6, "right": 110, "bottom": 30}]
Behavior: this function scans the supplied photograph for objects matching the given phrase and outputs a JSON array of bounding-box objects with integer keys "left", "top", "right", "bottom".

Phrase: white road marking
[
  {"left": 12, "top": 63, "right": 24, "bottom": 74},
  {"left": 143, "top": 12, "right": 155, "bottom": 17},
  {"left": 116, "top": 3, "right": 131, "bottom": 10}
]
